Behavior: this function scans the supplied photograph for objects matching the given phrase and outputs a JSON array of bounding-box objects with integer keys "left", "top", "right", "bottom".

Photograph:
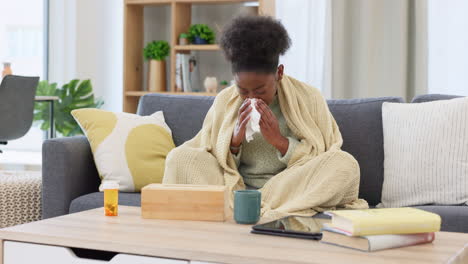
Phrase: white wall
[
  {"left": 143, "top": 6, "right": 171, "bottom": 92},
  {"left": 49, "top": 0, "right": 123, "bottom": 112},
  {"left": 48, "top": 0, "right": 76, "bottom": 86},
  {"left": 276, "top": 0, "right": 326, "bottom": 91}
]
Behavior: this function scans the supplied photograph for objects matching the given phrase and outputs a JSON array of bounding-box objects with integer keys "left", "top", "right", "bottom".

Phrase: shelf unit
[
  {"left": 174, "top": 44, "right": 220, "bottom": 51},
  {"left": 125, "top": 91, "right": 216, "bottom": 96},
  {"left": 123, "top": 0, "right": 275, "bottom": 113}
]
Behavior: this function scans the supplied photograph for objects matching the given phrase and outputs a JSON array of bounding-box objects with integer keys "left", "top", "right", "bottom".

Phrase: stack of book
[
  {"left": 175, "top": 54, "right": 201, "bottom": 92},
  {"left": 320, "top": 208, "right": 441, "bottom": 252}
]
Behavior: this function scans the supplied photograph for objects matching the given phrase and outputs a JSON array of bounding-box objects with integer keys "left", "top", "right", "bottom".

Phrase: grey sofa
[{"left": 42, "top": 93, "right": 468, "bottom": 233}]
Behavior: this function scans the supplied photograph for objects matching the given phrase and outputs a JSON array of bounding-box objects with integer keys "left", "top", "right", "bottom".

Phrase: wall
[
  {"left": 143, "top": 5, "right": 171, "bottom": 92},
  {"left": 49, "top": 0, "right": 123, "bottom": 112},
  {"left": 190, "top": 3, "right": 251, "bottom": 91},
  {"left": 276, "top": 0, "right": 326, "bottom": 92},
  {"left": 48, "top": 0, "right": 76, "bottom": 86}
]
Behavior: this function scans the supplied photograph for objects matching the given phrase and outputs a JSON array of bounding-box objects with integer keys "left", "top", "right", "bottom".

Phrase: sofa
[{"left": 42, "top": 93, "right": 468, "bottom": 233}]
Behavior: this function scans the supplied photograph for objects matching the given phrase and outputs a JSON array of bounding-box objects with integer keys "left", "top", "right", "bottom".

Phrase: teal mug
[{"left": 234, "top": 190, "right": 261, "bottom": 224}]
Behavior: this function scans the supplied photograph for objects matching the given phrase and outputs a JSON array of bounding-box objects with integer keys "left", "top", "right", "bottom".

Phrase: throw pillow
[
  {"left": 72, "top": 109, "right": 175, "bottom": 192},
  {"left": 378, "top": 97, "right": 468, "bottom": 207}
]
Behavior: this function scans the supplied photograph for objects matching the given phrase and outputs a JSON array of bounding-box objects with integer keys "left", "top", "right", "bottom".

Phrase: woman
[{"left": 163, "top": 16, "right": 367, "bottom": 218}]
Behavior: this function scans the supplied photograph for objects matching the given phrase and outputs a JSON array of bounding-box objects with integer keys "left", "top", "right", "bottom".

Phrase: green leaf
[
  {"left": 34, "top": 79, "right": 104, "bottom": 136},
  {"left": 188, "top": 24, "right": 216, "bottom": 44},
  {"left": 40, "top": 121, "right": 50, "bottom": 131},
  {"left": 143, "top": 40, "right": 170, "bottom": 61},
  {"left": 76, "top": 79, "right": 92, "bottom": 96},
  {"left": 68, "top": 79, "right": 79, "bottom": 95}
]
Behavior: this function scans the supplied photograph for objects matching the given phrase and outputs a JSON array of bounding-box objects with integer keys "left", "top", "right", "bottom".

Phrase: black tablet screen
[{"left": 252, "top": 215, "right": 330, "bottom": 235}]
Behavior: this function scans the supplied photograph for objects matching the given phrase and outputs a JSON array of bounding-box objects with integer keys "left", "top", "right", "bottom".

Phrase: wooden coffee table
[{"left": 0, "top": 206, "right": 466, "bottom": 263}]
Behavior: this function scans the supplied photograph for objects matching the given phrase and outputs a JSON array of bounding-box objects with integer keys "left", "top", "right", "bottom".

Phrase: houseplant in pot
[
  {"left": 179, "top": 33, "right": 189, "bottom": 45},
  {"left": 188, "top": 24, "right": 215, "bottom": 45},
  {"left": 34, "top": 79, "right": 104, "bottom": 137},
  {"left": 143, "top": 40, "right": 170, "bottom": 92},
  {"left": 219, "top": 80, "right": 229, "bottom": 91}
]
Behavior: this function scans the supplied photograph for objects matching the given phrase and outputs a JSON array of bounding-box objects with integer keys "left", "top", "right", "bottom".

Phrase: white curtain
[
  {"left": 325, "top": 0, "right": 428, "bottom": 101},
  {"left": 276, "top": 0, "right": 327, "bottom": 92},
  {"left": 428, "top": 0, "right": 468, "bottom": 96},
  {"left": 277, "top": 0, "right": 431, "bottom": 100}
]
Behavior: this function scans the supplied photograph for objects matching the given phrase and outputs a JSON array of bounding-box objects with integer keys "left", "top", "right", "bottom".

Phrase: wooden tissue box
[{"left": 141, "top": 184, "right": 229, "bottom": 221}]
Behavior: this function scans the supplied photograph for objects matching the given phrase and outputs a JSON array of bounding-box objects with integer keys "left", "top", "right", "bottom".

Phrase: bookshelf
[
  {"left": 174, "top": 44, "right": 221, "bottom": 51},
  {"left": 123, "top": 0, "right": 275, "bottom": 113}
]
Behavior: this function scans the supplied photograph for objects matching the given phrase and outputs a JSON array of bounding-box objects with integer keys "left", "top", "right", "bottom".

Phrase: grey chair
[{"left": 0, "top": 75, "right": 39, "bottom": 153}]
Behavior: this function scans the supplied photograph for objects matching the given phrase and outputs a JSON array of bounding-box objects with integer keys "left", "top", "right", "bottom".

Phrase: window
[{"left": 0, "top": 0, "right": 47, "bottom": 152}]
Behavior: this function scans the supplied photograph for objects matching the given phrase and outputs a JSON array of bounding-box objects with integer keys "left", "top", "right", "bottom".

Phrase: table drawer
[{"left": 4, "top": 241, "right": 188, "bottom": 264}]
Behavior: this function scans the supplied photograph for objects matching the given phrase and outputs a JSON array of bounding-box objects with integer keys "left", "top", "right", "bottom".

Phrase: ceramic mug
[{"left": 234, "top": 190, "right": 261, "bottom": 224}]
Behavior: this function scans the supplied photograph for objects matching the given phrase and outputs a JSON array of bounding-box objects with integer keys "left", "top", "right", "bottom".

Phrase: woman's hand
[
  {"left": 231, "top": 99, "right": 252, "bottom": 152},
  {"left": 256, "top": 99, "right": 289, "bottom": 156}
]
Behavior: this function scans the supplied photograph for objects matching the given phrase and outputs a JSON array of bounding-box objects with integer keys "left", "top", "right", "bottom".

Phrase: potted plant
[
  {"left": 219, "top": 80, "right": 229, "bottom": 91},
  {"left": 34, "top": 79, "right": 104, "bottom": 136},
  {"left": 188, "top": 24, "right": 215, "bottom": 45},
  {"left": 143, "top": 40, "right": 170, "bottom": 92},
  {"left": 179, "top": 33, "right": 189, "bottom": 45}
]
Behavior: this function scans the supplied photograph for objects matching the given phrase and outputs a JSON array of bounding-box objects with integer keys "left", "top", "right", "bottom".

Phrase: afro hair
[{"left": 220, "top": 16, "right": 291, "bottom": 73}]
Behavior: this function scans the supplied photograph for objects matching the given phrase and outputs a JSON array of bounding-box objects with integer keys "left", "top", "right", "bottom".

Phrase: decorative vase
[
  {"left": 179, "top": 37, "right": 188, "bottom": 45},
  {"left": 193, "top": 36, "right": 208, "bottom": 45},
  {"left": 2, "top": 62, "right": 12, "bottom": 78},
  {"left": 148, "top": 59, "right": 166, "bottom": 92},
  {"left": 204, "top": 77, "right": 218, "bottom": 93}
]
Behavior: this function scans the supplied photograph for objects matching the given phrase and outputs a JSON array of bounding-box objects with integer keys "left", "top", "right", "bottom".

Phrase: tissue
[{"left": 245, "top": 98, "right": 261, "bottom": 142}]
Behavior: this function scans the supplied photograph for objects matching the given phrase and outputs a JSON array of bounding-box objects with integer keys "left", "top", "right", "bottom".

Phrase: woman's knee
[
  {"left": 322, "top": 150, "right": 360, "bottom": 175},
  {"left": 166, "top": 146, "right": 184, "bottom": 160},
  {"left": 166, "top": 146, "right": 199, "bottom": 165}
]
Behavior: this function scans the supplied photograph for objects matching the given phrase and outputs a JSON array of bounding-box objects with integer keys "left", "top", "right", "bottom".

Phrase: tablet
[{"left": 251, "top": 215, "right": 330, "bottom": 240}]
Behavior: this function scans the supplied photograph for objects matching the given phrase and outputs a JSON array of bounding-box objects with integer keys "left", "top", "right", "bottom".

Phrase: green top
[{"left": 233, "top": 96, "right": 300, "bottom": 189}]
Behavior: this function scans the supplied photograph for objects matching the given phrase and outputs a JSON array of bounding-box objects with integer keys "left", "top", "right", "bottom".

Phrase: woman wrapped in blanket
[{"left": 163, "top": 16, "right": 368, "bottom": 218}]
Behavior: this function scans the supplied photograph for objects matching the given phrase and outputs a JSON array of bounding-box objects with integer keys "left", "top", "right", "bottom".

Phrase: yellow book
[{"left": 325, "top": 208, "right": 441, "bottom": 236}]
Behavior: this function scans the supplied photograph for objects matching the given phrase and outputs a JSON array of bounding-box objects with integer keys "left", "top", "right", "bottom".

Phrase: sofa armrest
[{"left": 42, "top": 136, "right": 100, "bottom": 219}]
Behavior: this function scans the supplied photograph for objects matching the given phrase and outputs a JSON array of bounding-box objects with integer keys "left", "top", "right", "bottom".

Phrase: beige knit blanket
[{"left": 163, "top": 75, "right": 368, "bottom": 219}]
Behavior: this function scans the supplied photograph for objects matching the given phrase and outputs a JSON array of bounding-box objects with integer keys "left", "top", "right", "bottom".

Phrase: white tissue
[{"left": 245, "top": 98, "right": 261, "bottom": 142}]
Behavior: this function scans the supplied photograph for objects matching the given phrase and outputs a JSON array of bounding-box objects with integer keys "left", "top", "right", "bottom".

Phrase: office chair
[{"left": 0, "top": 75, "right": 39, "bottom": 153}]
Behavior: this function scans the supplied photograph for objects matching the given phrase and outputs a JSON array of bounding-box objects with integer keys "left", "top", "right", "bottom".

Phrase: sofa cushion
[
  {"left": 414, "top": 205, "right": 468, "bottom": 233},
  {"left": 72, "top": 109, "right": 175, "bottom": 192},
  {"left": 327, "top": 97, "right": 404, "bottom": 206},
  {"left": 137, "top": 94, "right": 215, "bottom": 146},
  {"left": 69, "top": 192, "right": 141, "bottom": 214},
  {"left": 379, "top": 97, "right": 468, "bottom": 208},
  {"left": 412, "top": 94, "right": 463, "bottom": 103}
]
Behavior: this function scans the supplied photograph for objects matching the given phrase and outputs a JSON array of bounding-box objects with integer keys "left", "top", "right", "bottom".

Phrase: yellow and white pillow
[{"left": 71, "top": 109, "right": 175, "bottom": 192}]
